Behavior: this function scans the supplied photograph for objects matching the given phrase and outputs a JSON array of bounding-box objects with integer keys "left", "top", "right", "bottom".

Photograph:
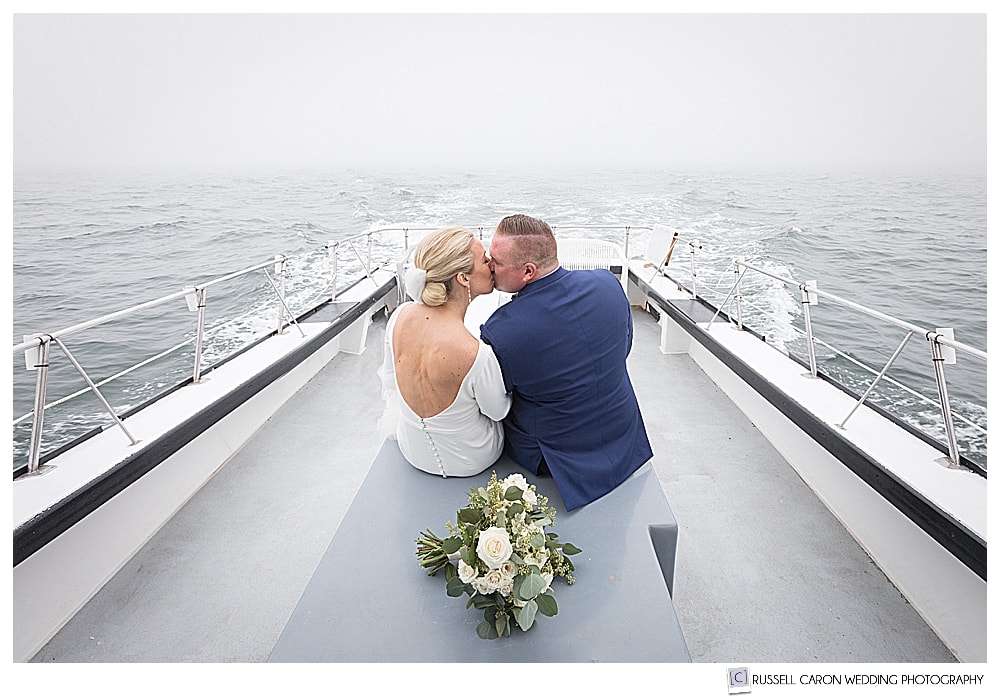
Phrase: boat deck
[{"left": 29, "top": 307, "right": 956, "bottom": 663}]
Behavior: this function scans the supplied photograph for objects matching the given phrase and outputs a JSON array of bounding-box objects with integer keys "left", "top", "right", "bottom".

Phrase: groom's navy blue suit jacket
[{"left": 480, "top": 267, "right": 653, "bottom": 511}]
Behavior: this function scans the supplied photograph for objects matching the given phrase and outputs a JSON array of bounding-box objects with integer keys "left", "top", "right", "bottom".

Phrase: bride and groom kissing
[{"left": 379, "top": 213, "right": 652, "bottom": 511}]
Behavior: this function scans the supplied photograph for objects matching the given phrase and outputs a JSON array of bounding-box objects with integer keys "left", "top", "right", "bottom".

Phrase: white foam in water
[{"left": 12, "top": 170, "right": 987, "bottom": 469}]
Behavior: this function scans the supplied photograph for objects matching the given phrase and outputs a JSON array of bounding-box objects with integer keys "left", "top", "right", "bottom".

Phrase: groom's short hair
[{"left": 495, "top": 214, "right": 558, "bottom": 269}]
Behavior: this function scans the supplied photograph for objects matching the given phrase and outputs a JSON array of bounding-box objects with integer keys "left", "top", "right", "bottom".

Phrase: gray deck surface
[{"left": 30, "top": 308, "right": 956, "bottom": 663}]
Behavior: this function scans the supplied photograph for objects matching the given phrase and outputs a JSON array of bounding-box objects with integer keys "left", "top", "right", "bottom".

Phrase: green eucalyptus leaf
[
  {"left": 458, "top": 507, "right": 482, "bottom": 524},
  {"left": 511, "top": 574, "right": 525, "bottom": 599},
  {"left": 562, "top": 543, "right": 582, "bottom": 555},
  {"left": 530, "top": 532, "right": 545, "bottom": 549},
  {"left": 516, "top": 600, "right": 538, "bottom": 631},
  {"left": 446, "top": 576, "right": 468, "bottom": 597},
  {"left": 495, "top": 509, "right": 506, "bottom": 529},
  {"left": 535, "top": 593, "right": 558, "bottom": 617},
  {"left": 442, "top": 536, "right": 463, "bottom": 554},
  {"left": 477, "top": 620, "right": 499, "bottom": 640},
  {"left": 472, "top": 594, "right": 497, "bottom": 609},
  {"left": 507, "top": 502, "right": 524, "bottom": 517},
  {"left": 518, "top": 572, "right": 545, "bottom": 601},
  {"left": 495, "top": 612, "right": 509, "bottom": 638},
  {"left": 504, "top": 486, "right": 523, "bottom": 501}
]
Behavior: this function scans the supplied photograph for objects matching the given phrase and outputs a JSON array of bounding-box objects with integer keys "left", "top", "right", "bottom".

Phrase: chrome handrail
[
  {"left": 694, "top": 252, "right": 987, "bottom": 469},
  {"left": 734, "top": 259, "right": 986, "bottom": 361},
  {"left": 13, "top": 254, "right": 294, "bottom": 475},
  {"left": 325, "top": 224, "right": 651, "bottom": 300}
]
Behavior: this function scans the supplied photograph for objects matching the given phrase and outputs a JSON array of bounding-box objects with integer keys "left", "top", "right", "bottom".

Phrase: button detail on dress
[{"left": 419, "top": 417, "right": 447, "bottom": 477}]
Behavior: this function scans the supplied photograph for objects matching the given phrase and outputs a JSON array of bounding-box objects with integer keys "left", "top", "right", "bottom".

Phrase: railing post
[
  {"left": 929, "top": 328, "right": 961, "bottom": 466},
  {"left": 367, "top": 232, "right": 373, "bottom": 279},
  {"left": 733, "top": 256, "right": 744, "bottom": 329},
  {"left": 800, "top": 280, "right": 819, "bottom": 377},
  {"left": 689, "top": 240, "right": 700, "bottom": 298},
  {"left": 192, "top": 287, "right": 208, "bottom": 383},
  {"left": 275, "top": 255, "right": 287, "bottom": 334},
  {"left": 25, "top": 335, "right": 51, "bottom": 474},
  {"left": 328, "top": 241, "right": 339, "bottom": 301},
  {"left": 624, "top": 225, "right": 631, "bottom": 260}
]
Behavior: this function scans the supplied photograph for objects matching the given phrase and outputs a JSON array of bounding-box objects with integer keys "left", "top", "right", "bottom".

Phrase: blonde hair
[{"left": 412, "top": 226, "right": 476, "bottom": 307}]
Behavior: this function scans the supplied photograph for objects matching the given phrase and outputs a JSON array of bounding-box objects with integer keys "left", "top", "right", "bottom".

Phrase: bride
[{"left": 379, "top": 226, "right": 511, "bottom": 476}]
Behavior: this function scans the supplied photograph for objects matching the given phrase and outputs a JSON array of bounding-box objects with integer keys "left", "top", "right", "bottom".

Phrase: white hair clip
[{"left": 403, "top": 266, "right": 428, "bottom": 301}]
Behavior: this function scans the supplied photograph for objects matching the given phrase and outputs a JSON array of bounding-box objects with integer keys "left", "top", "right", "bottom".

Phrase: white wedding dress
[{"left": 378, "top": 302, "right": 511, "bottom": 477}]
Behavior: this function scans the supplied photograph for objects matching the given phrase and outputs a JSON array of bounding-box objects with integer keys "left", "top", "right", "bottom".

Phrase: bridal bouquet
[{"left": 415, "top": 471, "right": 581, "bottom": 639}]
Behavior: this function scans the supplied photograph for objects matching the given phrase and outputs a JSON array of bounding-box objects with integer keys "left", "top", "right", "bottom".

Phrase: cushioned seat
[{"left": 268, "top": 439, "right": 689, "bottom": 662}]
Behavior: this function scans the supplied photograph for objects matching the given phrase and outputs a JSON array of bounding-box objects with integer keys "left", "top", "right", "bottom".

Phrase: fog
[{"left": 12, "top": 12, "right": 988, "bottom": 173}]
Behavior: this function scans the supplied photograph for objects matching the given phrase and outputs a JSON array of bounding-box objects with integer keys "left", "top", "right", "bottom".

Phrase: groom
[{"left": 480, "top": 214, "right": 653, "bottom": 511}]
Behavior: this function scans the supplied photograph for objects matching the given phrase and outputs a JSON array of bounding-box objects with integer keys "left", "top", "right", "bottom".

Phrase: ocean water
[{"left": 11, "top": 169, "right": 987, "bottom": 470}]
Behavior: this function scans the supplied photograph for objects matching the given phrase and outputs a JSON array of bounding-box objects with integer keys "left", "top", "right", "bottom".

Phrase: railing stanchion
[
  {"left": 689, "top": 240, "right": 700, "bottom": 298},
  {"left": 929, "top": 329, "right": 962, "bottom": 466},
  {"left": 800, "top": 280, "right": 819, "bottom": 377},
  {"left": 328, "top": 241, "right": 339, "bottom": 301},
  {"left": 734, "top": 257, "right": 744, "bottom": 330},
  {"left": 275, "top": 255, "right": 287, "bottom": 334},
  {"left": 192, "top": 287, "right": 208, "bottom": 383},
  {"left": 25, "top": 336, "right": 51, "bottom": 474},
  {"left": 367, "top": 232, "right": 373, "bottom": 280}
]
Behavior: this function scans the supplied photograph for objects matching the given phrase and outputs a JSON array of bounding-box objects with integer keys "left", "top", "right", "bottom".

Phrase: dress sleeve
[{"left": 473, "top": 342, "right": 512, "bottom": 421}]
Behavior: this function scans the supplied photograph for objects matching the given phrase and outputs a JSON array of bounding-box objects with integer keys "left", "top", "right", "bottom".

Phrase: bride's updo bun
[{"left": 412, "top": 226, "right": 476, "bottom": 307}]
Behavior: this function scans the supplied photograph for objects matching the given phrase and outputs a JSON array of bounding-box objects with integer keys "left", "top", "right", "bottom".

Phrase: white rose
[
  {"left": 498, "top": 577, "right": 514, "bottom": 596},
  {"left": 503, "top": 473, "right": 529, "bottom": 492},
  {"left": 499, "top": 561, "right": 517, "bottom": 580},
  {"left": 458, "top": 560, "right": 478, "bottom": 584},
  {"left": 472, "top": 577, "right": 493, "bottom": 595},
  {"left": 476, "top": 527, "right": 513, "bottom": 569},
  {"left": 485, "top": 569, "right": 504, "bottom": 592},
  {"left": 540, "top": 571, "right": 554, "bottom": 593},
  {"left": 522, "top": 488, "right": 537, "bottom": 506}
]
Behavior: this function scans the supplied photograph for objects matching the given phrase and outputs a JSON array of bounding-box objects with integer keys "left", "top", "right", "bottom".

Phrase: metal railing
[
  {"left": 13, "top": 255, "right": 299, "bottom": 476},
  {"left": 325, "top": 224, "right": 653, "bottom": 302},
  {"left": 19, "top": 221, "right": 982, "bottom": 477},
  {"left": 652, "top": 238, "right": 987, "bottom": 470}
]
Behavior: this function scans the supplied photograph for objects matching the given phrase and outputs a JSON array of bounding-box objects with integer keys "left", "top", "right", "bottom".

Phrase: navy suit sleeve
[{"left": 480, "top": 320, "right": 513, "bottom": 394}]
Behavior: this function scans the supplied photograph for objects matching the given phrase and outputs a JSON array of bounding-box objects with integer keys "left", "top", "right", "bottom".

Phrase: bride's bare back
[{"left": 392, "top": 303, "right": 479, "bottom": 419}]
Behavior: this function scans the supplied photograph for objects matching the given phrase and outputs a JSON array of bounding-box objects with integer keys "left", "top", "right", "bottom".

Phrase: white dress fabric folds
[{"left": 378, "top": 302, "right": 511, "bottom": 477}]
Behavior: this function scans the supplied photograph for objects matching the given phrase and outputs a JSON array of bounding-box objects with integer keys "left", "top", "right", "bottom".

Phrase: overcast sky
[{"left": 11, "top": 11, "right": 988, "bottom": 173}]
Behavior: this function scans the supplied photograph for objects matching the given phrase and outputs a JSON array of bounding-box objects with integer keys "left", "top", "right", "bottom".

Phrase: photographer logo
[{"left": 728, "top": 667, "right": 751, "bottom": 694}]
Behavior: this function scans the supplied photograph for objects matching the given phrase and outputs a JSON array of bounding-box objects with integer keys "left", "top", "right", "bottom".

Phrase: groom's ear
[{"left": 523, "top": 262, "right": 538, "bottom": 281}]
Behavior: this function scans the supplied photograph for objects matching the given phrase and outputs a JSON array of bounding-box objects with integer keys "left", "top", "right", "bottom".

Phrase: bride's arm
[{"left": 473, "top": 344, "right": 512, "bottom": 421}]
